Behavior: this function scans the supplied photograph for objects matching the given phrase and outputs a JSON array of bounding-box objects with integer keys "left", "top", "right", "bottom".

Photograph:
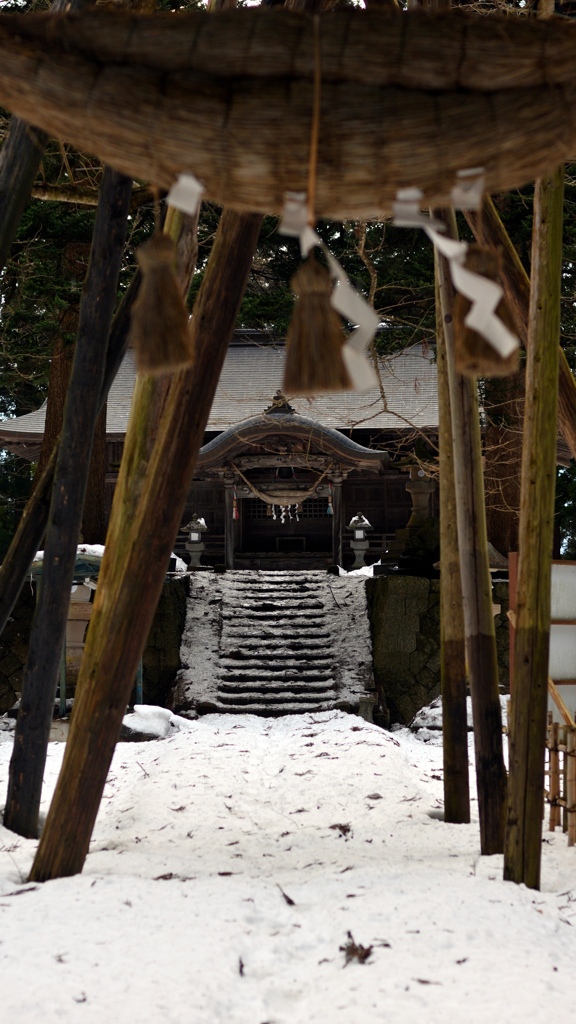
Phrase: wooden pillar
[
  {"left": 435, "top": 206, "right": 507, "bottom": 855},
  {"left": 29, "top": 210, "right": 263, "bottom": 882},
  {"left": 224, "top": 475, "right": 235, "bottom": 570},
  {"left": 435, "top": 255, "right": 470, "bottom": 824},
  {"left": 331, "top": 475, "right": 343, "bottom": 566},
  {"left": 504, "top": 167, "right": 564, "bottom": 889},
  {"left": 4, "top": 167, "right": 132, "bottom": 839}
]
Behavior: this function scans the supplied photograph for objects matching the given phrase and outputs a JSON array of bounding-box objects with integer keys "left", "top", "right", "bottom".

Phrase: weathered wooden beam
[
  {"left": 0, "top": 12, "right": 575, "bottom": 218},
  {"left": 30, "top": 208, "right": 263, "bottom": 881},
  {"left": 30, "top": 182, "right": 153, "bottom": 211},
  {"left": 435, "top": 255, "right": 470, "bottom": 825},
  {"left": 331, "top": 476, "right": 343, "bottom": 567},
  {"left": 3, "top": 167, "right": 132, "bottom": 839},
  {"left": 504, "top": 167, "right": 564, "bottom": 889},
  {"left": 104, "top": 203, "right": 199, "bottom": 565},
  {"left": 465, "top": 196, "right": 576, "bottom": 461},
  {"left": 103, "top": 0, "right": 211, "bottom": 569},
  {"left": 0, "top": 119, "right": 48, "bottom": 274},
  {"left": 435, "top": 206, "right": 506, "bottom": 854}
]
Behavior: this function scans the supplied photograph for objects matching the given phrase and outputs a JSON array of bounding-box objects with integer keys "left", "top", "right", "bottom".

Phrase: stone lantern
[
  {"left": 347, "top": 513, "right": 373, "bottom": 569},
  {"left": 405, "top": 467, "right": 435, "bottom": 532},
  {"left": 181, "top": 513, "right": 208, "bottom": 568}
]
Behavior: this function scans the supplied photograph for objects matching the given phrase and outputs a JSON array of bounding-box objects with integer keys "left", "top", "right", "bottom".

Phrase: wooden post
[
  {"left": 567, "top": 727, "right": 576, "bottom": 847},
  {"left": 465, "top": 196, "right": 576, "bottom": 462},
  {"left": 135, "top": 660, "right": 143, "bottom": 705},
  {"left": 435, "top": 256, "right": 470, "bottom": 824},
  {"left": 549, "top": 721, "right": 560, "bottom": 830},
  {"left": 103, "top": 204, "right": 199, "bottom": 562},
  {"left": 331, "top": 476, "right": 343, "bottom": 567},
  {"left": 3, "top": 168, "right": 132, "bottom": 839},
  {"left": 224, "top": 475, "right": 235, "bottom": 570},
  {"left": 435, "top": 207, "right": 507, "bottom": 855},
  {"left": 59, "top": 639, "right": 67, "bottom": 719},
  {"left": 30, "top": 209, "right": 263, "bottom": 881},
  {"left": 504, "top": 167, "right": 564, "bottom": 889}
]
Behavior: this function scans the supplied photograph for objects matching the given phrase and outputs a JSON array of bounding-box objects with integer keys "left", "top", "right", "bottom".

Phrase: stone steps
[
  {"left": 201, "top": 700, "right": 338, "bottom": 715},
  {"left": 214, "top": 570, "right": 338, "bottom": 715},
  {"left": 218, "top": 681, "right": 337, "bottom": 695}
]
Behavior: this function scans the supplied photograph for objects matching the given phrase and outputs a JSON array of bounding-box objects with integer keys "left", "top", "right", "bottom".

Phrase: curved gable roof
[{"left": 197, "top": 409, "right": 391, "bottom": 471}]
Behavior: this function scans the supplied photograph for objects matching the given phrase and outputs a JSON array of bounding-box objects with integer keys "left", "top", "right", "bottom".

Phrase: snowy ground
[{"left": 1, "top": 711, "right": 575, "bottom": 1024}]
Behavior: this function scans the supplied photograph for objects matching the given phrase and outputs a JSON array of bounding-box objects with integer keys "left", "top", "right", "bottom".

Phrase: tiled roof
[
  {"left": 207, "top": 341, "right": 438, "bottom": 432},
  {"left": 0, "top": 344, "right": 137, "bottom": 442},
  {"left": 0, "top": 341, "right": 438, "bottom": 441}
]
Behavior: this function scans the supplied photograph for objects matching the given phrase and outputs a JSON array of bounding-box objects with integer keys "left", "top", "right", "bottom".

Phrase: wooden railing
[{"left": 544, "top": 716, "right": 576, "bottom": 847}]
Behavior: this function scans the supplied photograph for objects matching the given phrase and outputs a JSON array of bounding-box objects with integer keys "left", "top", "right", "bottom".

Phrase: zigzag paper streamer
[{"left": 392, "top": 187, "right": 519, "bottom": 360}]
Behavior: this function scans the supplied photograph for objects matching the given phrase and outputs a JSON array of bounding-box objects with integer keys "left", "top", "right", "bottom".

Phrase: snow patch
[
  {"left": 122, "top": 705, "right": 197, "bottom": 740},
  {"left": 0, "top": 711, "right": 574, "bottom": 1024},
  {"left": 410, "top": 694, "right": 510, "bottom": 742}
]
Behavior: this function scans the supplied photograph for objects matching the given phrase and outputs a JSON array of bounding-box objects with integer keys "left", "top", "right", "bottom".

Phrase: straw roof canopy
[{"left": 0, "top": 9, "right": 575, "bottom": 218}]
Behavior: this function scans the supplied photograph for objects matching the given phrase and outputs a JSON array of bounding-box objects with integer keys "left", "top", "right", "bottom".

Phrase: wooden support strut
[
  {"left": 102, "top": 202, "right": 200, "bottom": 580},
  {"left": 435, "top": 206, "right": 506, "bottom": 855},
  {"left": 224, "top": 475, "right": 236, "bottom": 570},
  {"left": 331, "top": 475, "right": 343, "bottom": 567},
  {"left": 29, "top": 209, "right": 263, "bottom": 882},
  {"left": 504, "top": 167, "right": 564, "bottom": 890},
  {"left": 3, "top": 167, "right": 133, "bottom": 839},
  {"left": 435, "top": 252, "right": 470, "bottom": 825}
]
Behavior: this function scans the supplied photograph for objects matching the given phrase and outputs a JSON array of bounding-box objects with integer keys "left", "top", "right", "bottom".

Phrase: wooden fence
[{"left": 545, "top": 715, "right": 576, "bottom": 845}]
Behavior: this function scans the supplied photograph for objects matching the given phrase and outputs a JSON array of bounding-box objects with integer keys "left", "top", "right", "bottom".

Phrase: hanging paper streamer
[
  {"left": 327, "top": 482, "right": 333, "bottom": 516},
  {"left": 166, "top": 172, "right": 205, "bottom": 216},
  {"left": 392, "top": 185, "right": 519, "bottom": 361},
  {"left": 450, "top": 168, "right": 485, "bottom": 212},
  {"left": 279, "top": 192, "right": 379, "bottom": 391},
  {"left": 232, "top": 485, "right": 239, "bottom": 521}
]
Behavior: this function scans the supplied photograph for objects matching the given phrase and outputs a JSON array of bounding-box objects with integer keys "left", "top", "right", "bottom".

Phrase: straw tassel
[
  {"left": 453, "top": 245, "right": 519, "bottom": 378},
  {"left": 283, "top": 252, "right": 352, "bottom": 395},
  {"left": 129, "top": 231, "right": 193, "bottom": 376}
]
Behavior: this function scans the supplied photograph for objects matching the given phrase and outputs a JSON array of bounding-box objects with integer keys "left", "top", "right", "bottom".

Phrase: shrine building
[{"left": 0, "top": 334, "right": 444, "bottom": 569}]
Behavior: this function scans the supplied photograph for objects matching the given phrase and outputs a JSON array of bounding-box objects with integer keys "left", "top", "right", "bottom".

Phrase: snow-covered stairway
[
  {"left": 173, "top": 570, "right": 375, "bottom": 716},
  {"left": 216, "top": 572, "right": 336, "bottom": 713}
]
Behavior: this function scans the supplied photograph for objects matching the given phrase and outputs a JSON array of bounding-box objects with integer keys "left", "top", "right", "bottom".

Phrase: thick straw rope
[{"left": 231, "top": 462, "right": 333, "bottom": 506}]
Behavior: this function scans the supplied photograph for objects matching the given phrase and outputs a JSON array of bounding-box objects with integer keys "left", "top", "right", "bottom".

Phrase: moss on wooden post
[
  {"left": 504, "top": 166, "right": 564, "bottom": 889},
  {"left": 104, "top": 205, "right": 199, "bottom": 561},
  {"left": 435, "top": 257, "right": 470, "bottom": 824}
]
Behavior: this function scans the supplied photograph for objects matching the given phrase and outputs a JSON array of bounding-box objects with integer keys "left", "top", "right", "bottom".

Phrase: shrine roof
[{"left": 0, "top": 340, "right": 438, "bottom": 450}]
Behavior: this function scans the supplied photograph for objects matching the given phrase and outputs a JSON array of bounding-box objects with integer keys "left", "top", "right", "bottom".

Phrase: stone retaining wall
[
  {"left": 139, "top": 576, "right": 190, "bottom": 707},
  {"left": 366, "top": 575, "right": 510, "bottom": 725}
]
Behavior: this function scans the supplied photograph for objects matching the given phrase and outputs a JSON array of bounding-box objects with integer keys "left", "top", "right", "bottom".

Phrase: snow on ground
[{"left": 1, "top": 711, "right": 575, "bottom": 1024}]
